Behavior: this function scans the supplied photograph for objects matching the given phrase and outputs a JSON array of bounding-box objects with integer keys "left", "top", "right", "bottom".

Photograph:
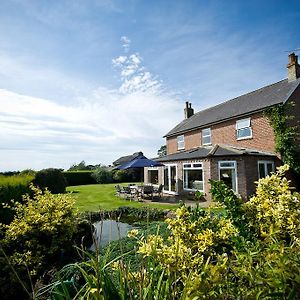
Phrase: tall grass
[{"left": 39, "top": 221, "right": 185, "bottom": 300}]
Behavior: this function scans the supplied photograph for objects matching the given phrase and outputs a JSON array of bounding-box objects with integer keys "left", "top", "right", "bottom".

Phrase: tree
[
  {"left": 68, "top": 160, "right": 89, "bottom": 171},
  {"left": 157, "top": 145, "right": 167, "bottom": 157},
  {"left": 92, "top": 167, "right": 113, "bottom": 183}
]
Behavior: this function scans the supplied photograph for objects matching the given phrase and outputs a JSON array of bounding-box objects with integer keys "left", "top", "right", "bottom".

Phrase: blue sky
[{"left": 0, "top": 0, "right": 300, "bottom": 171}]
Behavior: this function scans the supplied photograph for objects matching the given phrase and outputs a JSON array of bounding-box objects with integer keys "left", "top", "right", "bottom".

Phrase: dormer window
[
  {"left": 177, "top": 135, "right": 185, "bottom": 150},
  {"left": 236, "top": 118, "right": 252, "bottom": 140},
  {"left": 202, "top": 128, "right": 211, "bottom": 145}
]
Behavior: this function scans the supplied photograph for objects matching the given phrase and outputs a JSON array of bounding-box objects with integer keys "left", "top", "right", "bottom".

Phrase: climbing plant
[{"left": 265, "top": 102, "right": 300, "bottom": 173}]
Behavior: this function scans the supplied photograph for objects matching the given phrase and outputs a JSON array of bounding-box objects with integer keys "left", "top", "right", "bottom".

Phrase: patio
[{"left": 114, "top": 183, "right": 210, "bottom": 207}]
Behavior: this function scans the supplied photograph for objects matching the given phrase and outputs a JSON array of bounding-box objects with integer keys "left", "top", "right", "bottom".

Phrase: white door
[{"left": 163, "top": 164, "right": 178, "bottom": 194}]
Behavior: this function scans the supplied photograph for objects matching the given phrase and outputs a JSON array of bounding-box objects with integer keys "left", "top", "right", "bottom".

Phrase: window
[
  {"left": 177, "top": 135, "right": 185, "bottom": 150},
  {"left": 202, "top": 128, "right": 211, "bottom": 145},
  {"left": 258, "top": 161, "right": 274, "bottom": 179},
  {"left": 148, "top": 168, "right": 159, "bottom": 184},
  {"left": 183, "top": 163, "right": 204, "bottom": 191},
  {"left": 218, "top": 161, "right": 237, "bottom": 193},
  {"left": 236, "top": 118, "right": 252, "bottom": 140}
]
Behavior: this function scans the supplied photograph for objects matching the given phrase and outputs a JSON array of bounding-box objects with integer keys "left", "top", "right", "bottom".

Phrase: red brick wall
[
  {"left": 166, "top": 129, "right": 201, "bottom": 154},
  {"left": 145, "top": 156, "right": 280, "bottom": 202},
  {"left": 166, "top": 112, "right": 276, "bottom": 154},
  {"left": 166, "top": 136, "right": 177, "bottom": 154}
]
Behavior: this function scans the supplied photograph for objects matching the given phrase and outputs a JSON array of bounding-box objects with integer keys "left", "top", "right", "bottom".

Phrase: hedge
[
  {"left": 63, "top": 171, "right": 97, "bottom": 186},
  {"left": 0, "top": 175, "right": 34, "bottom": 224}
]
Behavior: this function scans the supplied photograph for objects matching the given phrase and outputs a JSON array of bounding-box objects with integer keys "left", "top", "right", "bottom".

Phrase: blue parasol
[{"left": 116, "top": 155, "right": 164, "bottom": 170}]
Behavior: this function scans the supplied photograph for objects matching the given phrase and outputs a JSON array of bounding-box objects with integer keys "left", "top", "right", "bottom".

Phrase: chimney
[
  {"left": 184, "top": 101, "right": 194, "bottom": 119},
  {"left": 287, "top": 52, "right": 300, "bottom": 82}
]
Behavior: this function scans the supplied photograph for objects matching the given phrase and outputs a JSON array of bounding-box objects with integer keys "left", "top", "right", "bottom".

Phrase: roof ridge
[
  {"left": 208, "top": 144, "right": 219, "bottom": 156},
  {"left": 191, "top": 79, "right": 287, "bottom": 118}
]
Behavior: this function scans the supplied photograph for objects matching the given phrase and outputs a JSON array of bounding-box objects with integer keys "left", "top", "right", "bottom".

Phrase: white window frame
[
  {"left": 202, "top": 128, "right": 212, "bottom": 145},
  {"left": 218, "top": 161, "right": 238, "bottom": 193},
  {"left": 177, "top": 135, "right": 185, "bottom": 150},
  {"left": 257, "top": 160, "right": 275, "bottom": 179},
  {"left": 236, "top": 117, "right": 252, "bottom": 140},
  {"left": 147, "top": 167, "right": 159, "bottom": 185},
  {"left": 183, "top": 163, "right": 204, "bottom": 192}
]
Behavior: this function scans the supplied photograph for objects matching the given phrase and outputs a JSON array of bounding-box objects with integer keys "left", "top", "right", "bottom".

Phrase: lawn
[{"left": 68, "top": 183, "right": 179, "bottom": 211}]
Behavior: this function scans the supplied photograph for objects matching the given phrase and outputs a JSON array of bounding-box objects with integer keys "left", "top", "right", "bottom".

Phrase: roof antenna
[{"left": 285, "top": 48, "right": 300, "bottom": 53}]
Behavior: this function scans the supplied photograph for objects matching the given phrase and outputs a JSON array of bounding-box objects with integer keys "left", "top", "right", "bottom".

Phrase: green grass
[{"left": 68, "top": 183, "right": 179, "bottom": 212}]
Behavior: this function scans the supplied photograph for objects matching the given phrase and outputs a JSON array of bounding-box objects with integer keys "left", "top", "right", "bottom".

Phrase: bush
[
  {"left": 33, "top": 168, "right": 67, "bottom": 194},
  {"left": 0, "top": 185, "right": 78, "bottom": 299},
  {"left": 246, "top": 164, "right": 300, "bottom": 242},
  {"left": 112, "top": 170, "right": 129, "bottom": 182},
  {"left": 92, "top": 167, "right": 113, "bottom": 184},
  {"left": 136, "top": 165, "right": 300, "bottom": 299},
  {"left": 63, "top": 171, "right": 97, "bottom": 186}
]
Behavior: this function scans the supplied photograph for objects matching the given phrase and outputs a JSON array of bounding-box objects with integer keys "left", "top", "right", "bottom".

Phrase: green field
[{"left": 67, "top": 183, "right": 179, "bottom": 211}]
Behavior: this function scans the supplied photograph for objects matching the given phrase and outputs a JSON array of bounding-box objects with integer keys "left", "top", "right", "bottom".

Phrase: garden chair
[
  {"left": 141, "top": 185, "right": 154, "bottom": 200},
  {"left": 153, "top": 184, "right": 164, "bottom": 199},
  {"left": 115, "top": 185, "right": 127, "bottom": 197},
  {"left": 123, "top": 186, "right": 136, "bottom": 200}
]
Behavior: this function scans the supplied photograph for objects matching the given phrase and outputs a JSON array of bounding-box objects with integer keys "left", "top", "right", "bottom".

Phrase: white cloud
[
  {"left": 121, "top": 36, "right": 131, "bottom": 52},
  {"left": 112, "top": 55, "right": 128, "bottom": 67},
  {"left": 112, "top": 46, "right": 162, "bottom": 94},
  {"left": 0, "top": 84, "right": 182, "bottom": 171}
]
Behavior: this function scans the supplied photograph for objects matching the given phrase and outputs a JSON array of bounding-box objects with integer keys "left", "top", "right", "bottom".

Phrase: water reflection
[{"left": 91, "top": 219, "right": 134, "bottom": 250}]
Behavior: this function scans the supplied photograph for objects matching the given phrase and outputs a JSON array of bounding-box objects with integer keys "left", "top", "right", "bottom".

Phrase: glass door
[{"left": 163, "top": 164, "right": 177, "bottom": 194}]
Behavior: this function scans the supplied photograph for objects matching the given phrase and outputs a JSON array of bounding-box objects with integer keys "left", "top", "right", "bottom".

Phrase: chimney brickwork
[
  {"left": 184, "top": 101, "right": 194, "bottom": 119},
  {"left": 287, "top": 52, "right": 300, "bottom": 82}
]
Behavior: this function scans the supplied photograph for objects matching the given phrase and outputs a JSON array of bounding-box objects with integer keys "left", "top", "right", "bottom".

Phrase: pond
[{"left": 90, "top": 219, "right": 134, "bottom": 250}]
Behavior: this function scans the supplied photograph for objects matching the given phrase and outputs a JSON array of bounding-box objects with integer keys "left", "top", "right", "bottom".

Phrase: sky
[{"left": 1, "top": 0, "right": 300, "bottom": 171}]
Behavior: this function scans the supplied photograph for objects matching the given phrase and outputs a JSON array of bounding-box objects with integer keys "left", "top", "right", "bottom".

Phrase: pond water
[{"left": 90, "top": 219, "right": 134, "bottom": 250}]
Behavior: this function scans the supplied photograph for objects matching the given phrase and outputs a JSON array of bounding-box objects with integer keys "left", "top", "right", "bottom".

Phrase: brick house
[{"left": 144, "top": 53, "right": 300, "bottom": 202}]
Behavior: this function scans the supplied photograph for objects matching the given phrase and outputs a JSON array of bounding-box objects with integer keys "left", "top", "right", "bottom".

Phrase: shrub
[
  {"left": 136, "top": 165, "right": 300, "bottom": 299},
  {"left": 0, "top": 185, "right": 78, "bottom": 299},
  {"left": 92, "top": 167, "right": 113, "bottom": 184},
  {"left": 210, "top": 179, "right": 254, "bottom": 240},
  {"left": 63, "top": 171, "right": 97, "bottom": 186},
  {"left": 138, "top": 206, "right": 238, "bottom": 281},
  {"left": 33, "top": 168, "right": 67, "bottom": 194},
  {"left": 246, "top": 164, "right": 300, "bottom": 243},
  {"left": 112, "top": 170, "right": 129, "bottom": 182}
]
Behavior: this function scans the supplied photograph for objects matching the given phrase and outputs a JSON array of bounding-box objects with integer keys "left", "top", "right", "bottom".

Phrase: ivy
[{"left": 265, "top": 102, "right": 300, "bottom": 173}]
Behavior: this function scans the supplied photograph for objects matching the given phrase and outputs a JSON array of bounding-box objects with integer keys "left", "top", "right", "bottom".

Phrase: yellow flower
[{"left": 127, "top": 229, "right": 139, "bottom": 238}]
